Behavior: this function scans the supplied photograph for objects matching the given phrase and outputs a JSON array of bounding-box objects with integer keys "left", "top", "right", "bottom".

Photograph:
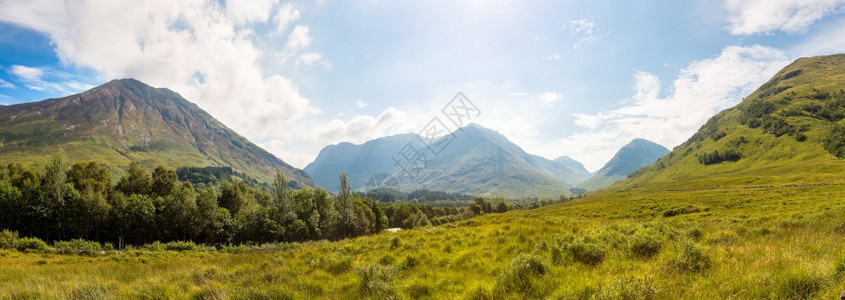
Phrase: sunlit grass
[{"left": 1, "top": 181, "right": 845, "bottom": 298}]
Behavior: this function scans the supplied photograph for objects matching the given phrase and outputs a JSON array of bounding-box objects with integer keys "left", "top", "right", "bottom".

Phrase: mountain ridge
[{"left": 0, "top": 78, "right": 315, "bottom": 186}]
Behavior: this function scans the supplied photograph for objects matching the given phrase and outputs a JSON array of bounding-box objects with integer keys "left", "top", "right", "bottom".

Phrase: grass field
[{"left": 2, "top": 179, "right": 845, "bottom": 299}]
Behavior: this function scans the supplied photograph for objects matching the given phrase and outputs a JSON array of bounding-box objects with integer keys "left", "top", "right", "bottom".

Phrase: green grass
[{"left": 2, "top": 181, "right": 845, "bottom": 298}]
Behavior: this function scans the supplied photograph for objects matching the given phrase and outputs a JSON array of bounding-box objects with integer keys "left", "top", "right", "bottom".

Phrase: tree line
[{"left": 0, "top": 155, "right": 512, "bottom": 247}]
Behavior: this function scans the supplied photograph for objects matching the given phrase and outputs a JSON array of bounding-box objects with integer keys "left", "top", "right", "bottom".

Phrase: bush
[
  {"left": 406, "top": 282, "right": 431, "bottom": 299},
  {"left": 17, "top": 237, "right": 48, "bottom": 251},
  {"left": 824, "top": 124, "right": 845, "bottom": 158},
  {"left": 494, "top": 254, "right": 549, "bottom": 297},
  {"left": 356, "top": 264, "right": 399, "bottom": 299},
  {"left": 389, "top": 236, "right": 401, "bottom": 250},
  {"left": 0, "top": 229, "right": 20, "bottom": 249},
  {"left": 663, "top": 205, "right": 701, "bottom": 217},
  {"left": 667, "top": 243, "right": 711, "bottom": 273},
  {"left": 777, "top": 269, "right": 825, "bottom": 299},
  {"left": 400, "top": 254, "right": 420, "bottom": 270},
  {"left": 628, "top": 232, "right": 662, "bottom": 259},
  {"left": 594, "top": 277, "right": 658, "bottom": 300},
  {"left": 687, "top": 228, "right": 703, "bottom": 241},
  {"left": 164, "top": 241, "right": 198, "bottom": 252},
  {"left": 54, "top": 239, "right": 102, "bottom": 255},
  {"left": 561, "top": 236, "right": 606, "bottom": 266}
]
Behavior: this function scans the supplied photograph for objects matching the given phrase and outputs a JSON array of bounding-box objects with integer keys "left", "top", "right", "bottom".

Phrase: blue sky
[{"left": 1, "top": 0, "right": 844, "bottom": 171}]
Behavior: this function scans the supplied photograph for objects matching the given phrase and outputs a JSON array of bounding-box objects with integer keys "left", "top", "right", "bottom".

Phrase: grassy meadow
[{"left": 2, "top": 179, "right": 845, "bottom": 299}]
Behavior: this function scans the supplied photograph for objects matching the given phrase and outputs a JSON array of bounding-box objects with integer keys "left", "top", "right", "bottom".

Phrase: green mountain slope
[
  {"left": 305, "top": 124, "right": 586, "bottom": 197},
  {"left": 578, "top": 138, "right": 669, "bottom": 190},
  {"left": 0, "top": 79, "right": 314, "bottom": 186},
  {"left": 618, "top": 54, "right": 845, "bottom": 190}
]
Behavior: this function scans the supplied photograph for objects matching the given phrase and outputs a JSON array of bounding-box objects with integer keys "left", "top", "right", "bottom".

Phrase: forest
[{"left": 0, "top": 154, "right": 572, "bottom": 248}]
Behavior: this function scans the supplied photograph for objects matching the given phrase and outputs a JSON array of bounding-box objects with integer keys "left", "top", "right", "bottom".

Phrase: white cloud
[
  {"left": 274, "top": 3, "right": 300, "bottom": 34},
  {"left": 538, "top": 92, "right": 562, "bottom": 106},
  {"left": 0, "top": 0, "right": 345, "bottom": 168},
  {"left": 725, "top": 0, "right": 845, "bottom": 35},
  {"left": 543, "top": 54, "right": 560, "bottom": 61},
  {"left": 296, "top": 52, "right": 333, "bottom": 69},
  {"left": 565, "top": 45, "right": 790, "bottom": 170},
  {"left": 9, "top": 65, "right": 93, "bottom": 94},
  {"left": 286, "top": 25, "right": 312, "bottom": 51},
  {"left": 226, "top": 0, "right": 278, "bottom": 25},
  {"left": 356, "top": 100, "right": 368, "bottom": 108},
  {"left": 562, "top": 17, "right": 604, "bottom": 49},
  {"left": 0, "top": 79, "right": 14, "bottom": 89}
]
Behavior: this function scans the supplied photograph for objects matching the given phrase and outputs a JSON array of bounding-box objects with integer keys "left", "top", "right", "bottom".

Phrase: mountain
[
  {"left": 304, "top": 133, "right": 419, "bottom": 192},
  {"left": 0, "top": 79, "right": 314, "bottom": 186},
  {"left": 553, "top": 155, "right": 591, "bottom": 181},
  {"left": 577, "top": 139, "right": 669, "bottom": 190},
  {"left": 306, "top": 123, "right": 586, "bottom": 198},
  {"left": 618, "top": 54, "right": 845, "bottom": 189}
]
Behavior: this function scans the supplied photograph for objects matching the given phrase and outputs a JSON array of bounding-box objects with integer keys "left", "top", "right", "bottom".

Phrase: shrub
[
  {"left": 389, "top": 236, "right": 401, "bottom": 250},
  {"left": 667, "top": 243, "right": 711, "bottom": 273},
  {"left": 628, "top": 232, "right": 662, "bottom": 259},
  {"left": 561, "top": 236, "right": 606, "bottom": 266},
  {"left": 494, "top": 254, "right": 549, "bottom": 297},
  {"left": 405, "top": 282, "right": 431, "bottom": 299},
  {"left": 662, "top": 205, "right": 701, "bottom": 217},
  {"left": 0, "top": 229, "right": 19, "bottom": 249},
  {"left": 594, "top": 277, "right": 658, "bottom": 300},
  {"left": 687, "top": 228, "right": 703, "bottom": 241},
  {"left": 400, "top": 254, "right": 420, "bottom": 270},
  {"left": 17, "top": 237, "right": 47, "bottom": 252},
  {"left": 777, "top": 269, "right": 825, "bottom": 299},
  {"left": 164, "top": 241, "right": 198, "bottom": 252},
  {"left": 326, "top": 256, "right": 353, "bottom": 275},
  {"left": 356, "top": 264, "right": 399, "bottom": 299},
  {"left": 824, "top": 124, "right": 845, "bottom": 158},
  {"left": 144, "top": 241, "right": 164, "bottom": 252},
  {"left": 54, "top": 239, "right": 102, "bottom": 255}
]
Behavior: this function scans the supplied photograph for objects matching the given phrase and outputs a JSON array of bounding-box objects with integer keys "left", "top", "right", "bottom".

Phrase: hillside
[
  {"left": 578, "top": 138, "right": 669, "bottom": 190},
  {"left": 0, "top": 79, "right": 314, "bottom": 186},
  {"left": 619, "top": 54, "right": 845, "bottom": 190},
  {"left": 306, "top": 124, "right": 587, "bottom": 197}
]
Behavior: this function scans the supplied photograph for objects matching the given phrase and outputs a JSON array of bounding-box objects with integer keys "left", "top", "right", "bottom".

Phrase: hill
[
  {"left": 0, "top": 79, "right": 314, "bottom": 186},
  {"left": 618, "top": 54, "right": 845, "bottom": 190},
  {"left": 306, "top": 124, "right": 586, "bottom": 197},
  {"left": 578, "top": 138, "right": 669, "bottom": 190}
]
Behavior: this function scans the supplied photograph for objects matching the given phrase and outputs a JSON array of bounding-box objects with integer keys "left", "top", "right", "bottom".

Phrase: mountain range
[
  {"left": 0, "top": 79, "right": 314, "bottom": 186},
  {"left": 0, "top": 78, "right": 673, "bottom": 197},
  {"left": 305, "top": 123, "right": 664, "bottom": 197}
]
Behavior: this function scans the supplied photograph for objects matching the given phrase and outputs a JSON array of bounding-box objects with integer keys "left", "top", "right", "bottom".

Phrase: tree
[
  {"left": 270, "top": 170, "right": 295, "bottom": 226},
  {"left": 219, "top": 181, "right": 248, "bottom": 216},
  {"left": 151, "top": 166, "right": 179, "bottom": 199},
  {"left": 116, "top": 163, "right": 152, "bottom": 196},
  {"left": 42, "top": 153, "right": 70, "bottom": 241},
  {"left": 336, "top": 172, "right": 357, "bottom": 238}
]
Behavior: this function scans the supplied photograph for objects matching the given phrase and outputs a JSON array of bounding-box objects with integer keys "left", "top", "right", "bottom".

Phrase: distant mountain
[
  {"left": 0, "top": 79, "right": 314, "bottom": 186},
  {"left": 306, "top": 123, "right": 585, "bottom": 198},
  {"left": 620, "top": 54, "right": 845, "bottom": 189},
  {"left": 553, "top": 155, "right": 591, "bottom": 181},
  {"left": 578, "top": 138, "right": 669, "bottom": 190},
  {"left": 304, "top": 133, "right": 419, "bottom": 192}
]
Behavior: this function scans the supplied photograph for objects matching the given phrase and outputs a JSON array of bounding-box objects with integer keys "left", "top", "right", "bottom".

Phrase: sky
[{"left": 0, "top": 0, "right": 844, "bottom": 172}]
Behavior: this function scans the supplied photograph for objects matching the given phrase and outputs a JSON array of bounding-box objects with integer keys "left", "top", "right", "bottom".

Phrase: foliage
[
  {"left": 494, "top": 254, "right": 549, "bottom": 297},
  {"left": 356, "top": 264, "right": 399, "bottom": 299},
  {"left": 17, "top": 237, "right": 47, "bottom": 251},
  {"left": 697, "top": 149, "right": 741, "bottom": 165}
]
